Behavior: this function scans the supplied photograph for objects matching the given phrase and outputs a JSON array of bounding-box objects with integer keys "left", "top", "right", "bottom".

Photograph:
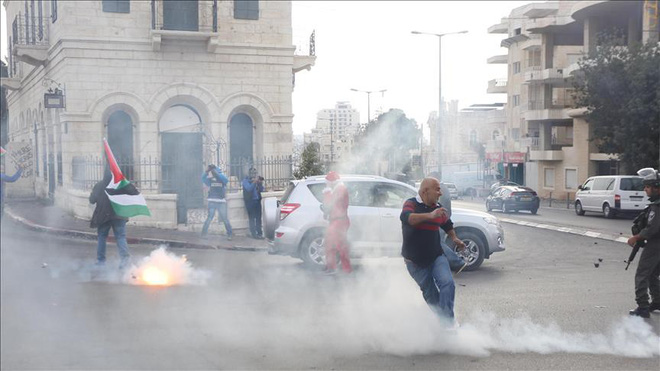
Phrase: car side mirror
[{"left": 577, "top": 185, "right": 583, "bottom": 191}]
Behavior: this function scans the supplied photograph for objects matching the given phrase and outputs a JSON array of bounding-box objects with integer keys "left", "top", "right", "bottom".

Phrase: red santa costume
[{"left": 323, "top": 171, "right": 352, "bottom": 273}]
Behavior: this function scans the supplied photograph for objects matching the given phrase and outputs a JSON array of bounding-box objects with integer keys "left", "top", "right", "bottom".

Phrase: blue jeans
[
  {"left": 246, "top": 200, "right": 262, "bottom": 237},
  {"left": 440, "top": 229, "right": 465, "bottom": 270},
  {"left": 202, "top": 201, "right": 232, "bottom": 237},
  {"left": 405, "top": 254, "right": 455, "bottom": 319},
  {"left": 97, "top": 219, "right": 130, "bottom": 266}
]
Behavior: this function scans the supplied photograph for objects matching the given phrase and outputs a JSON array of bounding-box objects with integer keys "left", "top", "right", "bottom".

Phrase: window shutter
[
  {"left": 103, "top": 0, "right": 130, "bottom": 14},
  {"left": 235, "top": 0, "right": 258, "bottom": 20}
]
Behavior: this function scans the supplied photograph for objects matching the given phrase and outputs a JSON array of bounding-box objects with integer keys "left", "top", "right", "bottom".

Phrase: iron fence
[
  {"left": 12, "top": 14, "right": 49, "bottom": 47},
  {"left": 71, "top": 155, "right": 293, "bottom": 193}
]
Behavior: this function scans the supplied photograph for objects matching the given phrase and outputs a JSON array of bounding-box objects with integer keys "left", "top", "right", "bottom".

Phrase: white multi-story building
[
  {"left": 488, "top": 0, "right": 657, "bottom": 198},
  {"left": 1, "top": 0, "right": 315, "bottom": 228},
  {"left": 426, "top": 101, "right": 506, "bottom": 178},
  {"left": 304, "top": 101, "right": 360, "bottom": 165}
]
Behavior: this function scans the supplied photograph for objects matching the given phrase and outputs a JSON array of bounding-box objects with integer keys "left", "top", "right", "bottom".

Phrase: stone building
[
  {"left": 1, "top": 0, "right": 314, "bottom": 229},
  {"left": 303, "top": 101, "right": 360, "bottom": 166},
  {"left": 487, "top": 0, "right": 657, "bottom": 199}
]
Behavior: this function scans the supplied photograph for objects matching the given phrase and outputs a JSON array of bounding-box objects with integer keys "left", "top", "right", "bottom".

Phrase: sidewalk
[{"left": 4, "top": 199, "right": 269, "bottom": 252}]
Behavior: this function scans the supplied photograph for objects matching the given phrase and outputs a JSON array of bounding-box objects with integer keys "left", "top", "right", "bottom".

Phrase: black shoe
[
  {"left": 629, "top": 307, "right": 650, "bottom": 318},
  {"left": 650, "top": 302, "right": 660, "bottom": 312}
]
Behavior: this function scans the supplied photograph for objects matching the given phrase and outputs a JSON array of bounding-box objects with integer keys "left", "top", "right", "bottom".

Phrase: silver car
[{"left": 263, "top": 175, "right": 505, "bottom": 270}]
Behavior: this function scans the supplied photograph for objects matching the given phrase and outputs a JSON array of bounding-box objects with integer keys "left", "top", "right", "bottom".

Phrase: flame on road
[
  {"left": 127, "top": 247, "right": 209, "bottom": 286},
  {"left": 140, "top": 265, "right": 170, "bottom": 286}
]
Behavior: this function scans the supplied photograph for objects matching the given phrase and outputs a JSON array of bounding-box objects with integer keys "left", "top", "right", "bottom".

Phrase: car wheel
[
  {"left": 486, "top": 201, "right": 492, "bottom": 212},
  {"left": 531, "top": 208, "right": 538, "bottom": 215},
  {"left": 603, "top": 203, "right": 616, "bottom": 219},
  {"left": 262, "top": 197, "right": 279, "bottom": 240},
  {"left": 575, "top": 201, "right": 585, "bottom": 216},
  {"left": 453, "top": 230, "right": 485, "bottom": 271},
  {"left": 300, "top": 229, "right": 326, "bottom": 270}
]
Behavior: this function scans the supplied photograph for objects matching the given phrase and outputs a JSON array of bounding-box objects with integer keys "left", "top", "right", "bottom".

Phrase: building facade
[
  {"left": 1, "top": 0, "right": 314, "bottom": 229},
  {"left": 488, "top": 0, "right": 657, "bottom": 199},
  {"left": 303, "top": 101, "right": 360, "bottom": 165}
]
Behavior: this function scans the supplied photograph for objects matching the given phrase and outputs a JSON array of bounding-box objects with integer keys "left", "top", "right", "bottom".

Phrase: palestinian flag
[
  {"left": 103, "top": 139, "right": 151, "bottom": 218},
  {"left": 0, "top": 147, "right": 6, "bottom": 156}
]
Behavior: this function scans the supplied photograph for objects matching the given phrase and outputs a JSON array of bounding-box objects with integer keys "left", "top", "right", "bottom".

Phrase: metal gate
[{"left": 161, "top": 132, "right": 203, "bottom": 224}]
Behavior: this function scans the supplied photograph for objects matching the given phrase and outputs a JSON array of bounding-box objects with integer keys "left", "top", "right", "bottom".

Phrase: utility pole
[{"left": 411, "top": 30, "right": 467, "bottom": 179}]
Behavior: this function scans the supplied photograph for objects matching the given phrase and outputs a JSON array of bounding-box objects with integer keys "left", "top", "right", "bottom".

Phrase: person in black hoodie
[{"left": 89, "top": 170, "right": 130, "bottom": 269}]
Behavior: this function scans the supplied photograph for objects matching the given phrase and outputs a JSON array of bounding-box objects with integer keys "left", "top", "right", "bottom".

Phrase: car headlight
[{"left": 483, "top": 216, "right": 499, "bottom": 226}]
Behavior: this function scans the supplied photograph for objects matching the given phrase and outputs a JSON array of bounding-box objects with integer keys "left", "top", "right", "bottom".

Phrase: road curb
[
  {"left": 4, "top": 207, "right": 267, "bottom": 253},
  {"left": 498, "top": 217, "right": 629, "bottom": 244}
]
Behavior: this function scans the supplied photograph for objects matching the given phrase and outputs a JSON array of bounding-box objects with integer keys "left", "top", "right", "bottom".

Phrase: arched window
[
  {"left": 469, "top": 130, "right": 477, "bottom": 145},
  {"left": 107, "top": 110, "right": 134, "bottom": 180},
  {"left": 492, "top": 130, "right": 500, "bottom": 140}
]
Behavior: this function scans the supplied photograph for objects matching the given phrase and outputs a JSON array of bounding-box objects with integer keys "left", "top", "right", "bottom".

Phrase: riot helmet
[{"left": 637, "top": 167, "right": 660, "bottom": 187}]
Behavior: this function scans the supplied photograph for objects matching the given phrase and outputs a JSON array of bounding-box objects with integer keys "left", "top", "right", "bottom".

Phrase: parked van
[{"left": 574, "top": 175, "right": 647, "bottom": 218}]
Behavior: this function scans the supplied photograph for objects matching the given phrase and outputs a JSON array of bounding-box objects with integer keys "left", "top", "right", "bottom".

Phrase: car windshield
[{"left": 619, "top": 177, "right": 644, "bottom": 191}]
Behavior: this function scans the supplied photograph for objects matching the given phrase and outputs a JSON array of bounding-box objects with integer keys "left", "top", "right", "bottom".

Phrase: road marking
[{"left": 496, "top": 216, "right": 626, "bottom": 244}]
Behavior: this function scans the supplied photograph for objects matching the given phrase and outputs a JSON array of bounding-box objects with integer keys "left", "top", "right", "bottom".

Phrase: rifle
[{"left": 625, "top": 212, "right": 647, "bottom": 270}]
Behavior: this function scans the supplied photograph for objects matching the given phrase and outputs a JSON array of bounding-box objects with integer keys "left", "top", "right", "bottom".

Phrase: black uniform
[{"left": 634, "top": 197, "right": 660, "bottom": 310}]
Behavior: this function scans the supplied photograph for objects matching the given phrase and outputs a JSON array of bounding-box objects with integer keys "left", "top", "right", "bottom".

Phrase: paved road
[
  {"left": 454, "top": 198, "right": 635, "bottom": 237},
  {"left": 1, "top": 218, "right": 659, "bottom": 370}
]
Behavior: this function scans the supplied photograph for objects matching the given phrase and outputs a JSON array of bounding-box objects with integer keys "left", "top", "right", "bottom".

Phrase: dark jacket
[
  {"left": 639, "top": 198, "right": 660, "bottom": 249},
  {"left": 89, "top": 175, "right": 126, "bottom": 228}
]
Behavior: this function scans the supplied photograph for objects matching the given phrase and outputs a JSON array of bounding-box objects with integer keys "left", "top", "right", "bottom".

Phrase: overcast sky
[{"left": 1, "top": 1, "right": 537, "bottom": 135}]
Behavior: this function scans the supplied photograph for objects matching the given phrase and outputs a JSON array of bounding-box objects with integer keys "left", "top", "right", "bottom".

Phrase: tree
[
  {"left": 350, "top": 109, "right": 421, "bottom": 175},
  {"left": 294, "top": 142, "right": 324, "bottom": 179},
  {"left": 573, "top": 31, "right": 660, "bottom": 171}
]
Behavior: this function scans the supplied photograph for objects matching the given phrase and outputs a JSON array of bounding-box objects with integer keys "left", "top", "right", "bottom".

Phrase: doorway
[
  {"left": 163, "top": 0, "right": 199, "bottom": 31},
  {"left": 229, "top": 113, "right": 254, "bottom": 179}
]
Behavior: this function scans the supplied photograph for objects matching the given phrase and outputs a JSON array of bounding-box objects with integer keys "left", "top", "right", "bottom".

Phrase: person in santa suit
[{"left": 322, "top": 171, "right": 351, "bottom": 274}]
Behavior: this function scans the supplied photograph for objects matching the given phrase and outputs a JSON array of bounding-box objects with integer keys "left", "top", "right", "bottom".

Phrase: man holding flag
[{"left": 89, "top": 139, "right": 150, "bottom": 269}]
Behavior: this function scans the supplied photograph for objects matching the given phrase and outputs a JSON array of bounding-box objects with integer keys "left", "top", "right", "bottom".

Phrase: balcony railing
[
  {"left": 11, "top": 13, "right": 50, "bottom": 67},
  {"left": 151, "top": 0, "right": 218, "bottom": 32},
  {"left": 487, "top": 78, "right": 508, "bottom": 94},
  {"left": 12, "top": 13, "right": 49, "bottom": 47}
]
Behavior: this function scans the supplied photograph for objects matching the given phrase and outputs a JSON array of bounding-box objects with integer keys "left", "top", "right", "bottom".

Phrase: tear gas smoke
[
  {"left": 196, "top": 261, "right": 659, "bottom": 359},
  {"left": 125, "top": 246, "right": 210, "bottom": 286},
  {"left": 46, "top": 245, "right": 210, "bottom": 286}
]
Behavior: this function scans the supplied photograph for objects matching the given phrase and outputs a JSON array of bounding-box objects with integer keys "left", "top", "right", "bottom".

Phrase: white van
[{"left": 574, "top": 175, "right": 647, "bottom": 218}]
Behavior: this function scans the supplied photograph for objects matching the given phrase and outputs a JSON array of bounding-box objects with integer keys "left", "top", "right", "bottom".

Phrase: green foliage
[
  {"left": 573, "top": 31, "right": 660, "bottom": 171},
  {"left": 350, "top": 109, "right": 421, "bottom": 174},
  {"left": 294, "top": 142, "right": 324, "bottom": 179}
]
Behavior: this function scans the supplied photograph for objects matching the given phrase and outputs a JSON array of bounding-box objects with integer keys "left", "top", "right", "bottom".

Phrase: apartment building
[
  {"left": 425, "top": 101, "right": 506, "bottom": 181},
  {"left": 488, "top": 0, "right": 655, "bottom": 199},
  {"left": 2, "top": 0, "right": 314, "bottom": 228},
  {"left": 303, "top": 101, "right": 360, "bottom": 165}
]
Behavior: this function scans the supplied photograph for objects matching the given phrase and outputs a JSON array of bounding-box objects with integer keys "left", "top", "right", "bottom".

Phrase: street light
[
  {"left": 411, "top": 29, "right": 467, "bottom": 180},
  {"left": 350, "top": 88, "right": 387, "bottom": 124}
]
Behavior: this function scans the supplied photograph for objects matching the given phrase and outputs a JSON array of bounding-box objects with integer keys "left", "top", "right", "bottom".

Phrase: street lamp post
[
  {"left": 411, "top": 30, "right": 467, "bottom": 180},
  {"left": 350, "top": 88, "right": 387, "bottom": 125}
]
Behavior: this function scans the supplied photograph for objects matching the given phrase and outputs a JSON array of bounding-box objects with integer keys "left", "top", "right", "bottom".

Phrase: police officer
[{"left": 627, "top": 168, "right": 660, "bottom": 318}]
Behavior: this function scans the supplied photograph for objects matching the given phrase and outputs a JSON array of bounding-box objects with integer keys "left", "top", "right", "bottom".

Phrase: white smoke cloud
[{"left": 124, "top": 246, "right": 211, "bottom": 286}]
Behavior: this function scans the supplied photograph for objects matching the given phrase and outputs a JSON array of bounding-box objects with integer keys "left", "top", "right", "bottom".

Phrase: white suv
[
  {"left": 263, "top": 175, "right": 505, "bottom": 270},
  {"left": 575, "top": 175, "right": 647, "bottom": 218}
]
